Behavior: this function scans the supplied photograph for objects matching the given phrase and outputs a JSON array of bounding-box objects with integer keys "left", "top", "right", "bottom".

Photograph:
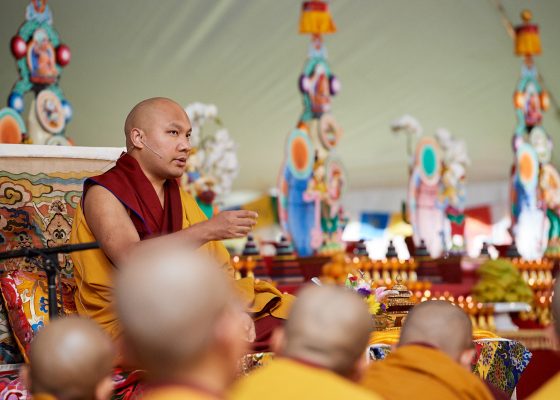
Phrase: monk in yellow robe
[
  {"left": 530, "top": 278, "right": 560, "bottom": 399},
  {"left": 230, "top": 284, "right": 382, "bottom": 400},
  {"left": 361, "top": 300, "right": 496, "bottom": 400},
  {"left": 115, "top": 247, "right": 249, "bottom": 400},
  {"left": 70, "top": 97, "right": 292, "bottom": 350},
  {"left": 22, "top": 317, "right": 114, "bottom": 400}
]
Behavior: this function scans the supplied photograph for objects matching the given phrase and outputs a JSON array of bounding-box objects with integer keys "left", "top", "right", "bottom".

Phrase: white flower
[
  {"left": 215, "top": 128, "right": 230, "bottom": 143},
  {"left": 435, "top": 128, "right": 470, "bottom": 168},
  {"left": 449, "top": 163, "right": 466, "bottom": 180},
  {"left": 190, "top": 126, "right": 201, "bottom": 147},
  {"left": 205, "top": 104, "right": 218, "bottom": 118},
  {"left": 452, "top": 140, "right": 470, "bottom": 166},
  {"left": 435, "top": 128, "right": 452, "bottom": 149},
  {"left": 391, "top": 114, "right": 423, "bottom": 137},
  {"left": 218, "top": 152, "right": 238, "bottom": 171},
  {"left": 197, "top": 148, "right": 206, "bottom": 164},
  {"left": 210, "top": 140, "right": 228, "bottom": 156},
  {"left": 184, "top": 102, "right": 240, "bottom": 197}
]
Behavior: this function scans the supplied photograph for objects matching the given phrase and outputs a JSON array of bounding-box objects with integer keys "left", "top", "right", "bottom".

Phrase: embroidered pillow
[{"left": 0, "top": 271, "right": 77, "bottom": 362}]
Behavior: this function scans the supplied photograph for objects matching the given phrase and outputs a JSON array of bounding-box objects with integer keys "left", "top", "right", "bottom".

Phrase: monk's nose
[{"left": 178, "top": 136, "right": 191, "bottom": 152}]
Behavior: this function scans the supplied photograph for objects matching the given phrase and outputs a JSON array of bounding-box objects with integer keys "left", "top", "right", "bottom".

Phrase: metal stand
[{"left": 0, "top": 242, "right": 98, "bottom": 319}]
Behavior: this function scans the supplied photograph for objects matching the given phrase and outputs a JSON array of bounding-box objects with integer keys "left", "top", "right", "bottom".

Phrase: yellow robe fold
[
  {"left": 360, "top": 344, "right": 494, "bottom": 400},
  {"left": 230, "top": 358, "right": 381, "bottom": 400},
  {"left": 31, "top": 393, "right": 58, "bottom": 400},
  {"left": 142, "top": 385, "right": 221, "bottom": 400},
  {"left": 529, "top": 373, "right": 560, "bottom": 399},
  {"left": 70, "top": 189, "right": 293, "bottom": 339}
]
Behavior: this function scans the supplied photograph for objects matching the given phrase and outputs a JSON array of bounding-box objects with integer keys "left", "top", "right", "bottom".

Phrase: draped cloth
[
  {"left": 142, "top": 383, "right": 223, "bottom": 400},
  {"left": 70, "top": 153, "right": 293, "bottom": 346},
  {"left": 360, "top": 344, "right": 494, "bottom": 400},
  {"left": 83, "top": 153, "right": 184, "bottom": 240},
  {"left": 230, "top": 358, "right": 381, "bottom": 400}
]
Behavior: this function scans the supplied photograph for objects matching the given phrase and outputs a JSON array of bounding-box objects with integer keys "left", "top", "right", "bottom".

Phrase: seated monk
[
  {"left": 115, "top": 247, "right": 248, "bottom": 399},
  {"left": 70, "top": 97, "right": 293, "bottom": 354},
  {"left": 361, "top": 300, "right": 500, "bottom": 400},
  {"left": 230, "top": 284, "right": 382, "bottom": 400},
  {"left": 530, "top": 277, "right": 560, "bottom": 399},
  {"left": 22, "top": 317, "right": 114, "bottom": 400}
]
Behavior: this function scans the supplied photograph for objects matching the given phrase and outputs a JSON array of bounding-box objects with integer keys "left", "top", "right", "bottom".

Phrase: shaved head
[
  {"left": 399, "top": 300, "right": 472, "bottom": 362},
  {"left": 115, "top": 246, "right": 243, "bottom": 379},
  {"left": 283, "top": 285, "right": 372, "bottom": 377},
  {"left": 124, "top": 97, "right": 188, "bottom": 148},
  {"left": 29, "top": 317, "right": 114, "bottom": 400},
  {"left": 122, "top": 97, "right": 193, "bottom": 180}
]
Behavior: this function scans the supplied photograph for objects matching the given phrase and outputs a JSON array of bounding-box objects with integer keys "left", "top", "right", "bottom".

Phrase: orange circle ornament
[
  {"left": 516, "top": 143, "right": 539, "bottom": 191},
  {"left": 286, "top": 128, "right": 314, "bottom": 179},
  {"left": 0, "top": 108, "right": 25, "bottom": 144},
  {"left": 514, "top": 92, "right": 525, "bottom": 109}
]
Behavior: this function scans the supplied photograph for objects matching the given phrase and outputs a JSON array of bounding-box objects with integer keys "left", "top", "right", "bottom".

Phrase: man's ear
[
  {"left": 213, "top": 308, "right": 248, "bottom": 357},
  {"left": 130, "top": 128, "right": 144, "bottom": 148},
  {"left": 459, "top": 348, "right": 476, "bottom": 370},
  {"left": 270, "top": 326, "right": 285, "bottom": 355},
  {"left": 348, "top": 351, "right": 368, "bottom": 382}
]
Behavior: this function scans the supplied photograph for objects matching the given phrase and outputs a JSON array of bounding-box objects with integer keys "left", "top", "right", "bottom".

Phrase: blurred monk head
[
  {"left": 115, "top": 246, "right": 247, "bottom": 391},
  {"left": 274, "top": 284, "right": 372, "bottom": 381},
  {"left": 24, "top": 316, "right": 114, "bottom": 400},
  {"left": 399, "top": 300, "right": 474, "bottom": 369},
  {"left": 124, "top": 97, "right": 192, "bottom": 180}
]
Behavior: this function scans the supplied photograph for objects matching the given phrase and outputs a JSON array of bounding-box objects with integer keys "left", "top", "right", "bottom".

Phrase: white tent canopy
[{"left": 1, "top": 0, "right": 559, "bottom": 195}]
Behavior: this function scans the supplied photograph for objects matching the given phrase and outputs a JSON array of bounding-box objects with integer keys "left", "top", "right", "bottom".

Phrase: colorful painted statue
[
  {"left": 541, "top": 165, "right": 560, "bottom": 257},
  {"left": 394, "top": 116, "right": 469, "bottom": 258},
  {"left": 510, "top": 10, "right": 558, "bottom": 259},
  {"left": 436, "top": 129, "right": 469, "bottom": 252},
  {"left": 407, "top": 136, "right": 445, "bottom": 258},
  {"left": 4, "top": 0, "right": 72, "bottom": 145},
  {"left": 278, "top": 1, "right": 346, "bottom": 256}
]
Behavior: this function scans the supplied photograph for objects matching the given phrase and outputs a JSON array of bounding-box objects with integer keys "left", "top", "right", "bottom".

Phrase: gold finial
[
  {"left": 521, "top": 9, "right": 532, "bottom": 23},
  {"left": 391, "top": 275, "right": 410, "bottom": 293},
  {"left": 515, "top": 9, "right": 541, "bottom": 58}
]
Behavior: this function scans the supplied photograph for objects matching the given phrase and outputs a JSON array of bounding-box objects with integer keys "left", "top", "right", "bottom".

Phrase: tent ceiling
[{"left": 1, "top": 0, "right": 559, "bottom": 191}]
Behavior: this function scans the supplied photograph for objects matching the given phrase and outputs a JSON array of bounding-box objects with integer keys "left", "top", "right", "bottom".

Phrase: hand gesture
[{"left": 205, "top": 210, "right": 258, "bottom": 240}]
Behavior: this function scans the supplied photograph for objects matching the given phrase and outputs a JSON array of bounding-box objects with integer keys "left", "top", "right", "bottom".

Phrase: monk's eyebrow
[{"left": 166, "top": 122, "right": 187, "bottom": 131}]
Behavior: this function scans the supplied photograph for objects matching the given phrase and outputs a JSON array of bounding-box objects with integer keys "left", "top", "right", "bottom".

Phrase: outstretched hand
[{"left": 205, "top": 210, "right": 258, "bottom": 241}]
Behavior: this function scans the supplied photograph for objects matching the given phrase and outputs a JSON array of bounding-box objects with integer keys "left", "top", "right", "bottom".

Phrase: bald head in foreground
[
  {"left": 282, "top": 284, "right": 374, "bottom": 377},
  {"left": 231, "top": 284, "right": 381, "bottom": 400},
  {"left": 400, "top": 300, "right": 474, "bottom": 366},
  {"left": 530, "top": 277, "right": 560, "bottom": 399},
  {"left": 24, "top": 317, "right": 114, "bottom": 400},
  {"left": 361, "top": 300, "right": 495, "bottom": 400},
  {"left": 115, "top": 246, "right": 248, "bottom": 399}
]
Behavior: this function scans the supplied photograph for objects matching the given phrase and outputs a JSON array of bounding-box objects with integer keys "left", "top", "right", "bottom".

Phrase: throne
[{"left": 0, "top": 144, "right": 143, "bottom": 399}]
